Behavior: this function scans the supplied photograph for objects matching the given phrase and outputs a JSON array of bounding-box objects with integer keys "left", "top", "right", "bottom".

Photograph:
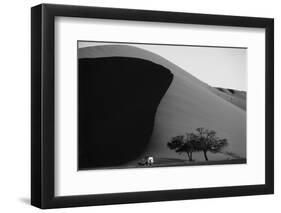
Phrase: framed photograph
[{"left": 31, "top": 4, "right": 274, "bottom": 209}]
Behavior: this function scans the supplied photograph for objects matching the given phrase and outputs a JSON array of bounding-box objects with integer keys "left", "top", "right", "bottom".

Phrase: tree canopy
[{"left": 167, "top": 128, "right": 228, "bottom": 161}]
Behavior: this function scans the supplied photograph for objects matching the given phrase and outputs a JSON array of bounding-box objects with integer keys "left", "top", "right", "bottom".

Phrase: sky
[{"left": 78, "top": 41, "right": 247, "bottom": 91}]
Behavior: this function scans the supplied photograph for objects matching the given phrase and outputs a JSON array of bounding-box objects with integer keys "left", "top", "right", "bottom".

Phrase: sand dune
[
  {"left": 79, "top": 44, "right": 246, "bottom": 163},
  {"left": 211, "top": 87, "right": 246, "bottom": 110},
  {"left": 78, "top": 57, "right": 173, "bottom": 169}
]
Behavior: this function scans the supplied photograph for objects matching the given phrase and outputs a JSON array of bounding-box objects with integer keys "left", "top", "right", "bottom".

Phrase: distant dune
[
  {"left": 211, "top": 87, "right": 246, "bottom": 110},
  {"left": 78, "top": 44, "right": 246, "bottom": 166}
]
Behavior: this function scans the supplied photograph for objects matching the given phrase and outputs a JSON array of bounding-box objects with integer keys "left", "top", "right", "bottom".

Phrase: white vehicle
[
  {"left": 147, "top": 156, "right": 154, "bottom": 166},
  {"left": 138, "top": 156, "right": 154, "bottom": 166}
]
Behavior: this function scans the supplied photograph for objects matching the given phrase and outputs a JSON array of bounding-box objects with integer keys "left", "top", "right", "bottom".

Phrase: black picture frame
[{"left": 31, "top": 3, "right": 274, "bottom": 209}]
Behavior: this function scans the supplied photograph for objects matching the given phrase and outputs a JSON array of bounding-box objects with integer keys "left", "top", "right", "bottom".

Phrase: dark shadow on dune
[{"left": 78, "top": 57, "right": 173, "bottom": 170}]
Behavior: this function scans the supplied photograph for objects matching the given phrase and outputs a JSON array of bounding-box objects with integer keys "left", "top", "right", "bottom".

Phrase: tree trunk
[
  {"left": 190, "top": 152, "right": 193, "bottom": 161},
  {"left": 203, "top": 151, "right": 208, "bottom": 161},
  {"left": 187, "top": 152, "right": 193, "bottom": 161}
]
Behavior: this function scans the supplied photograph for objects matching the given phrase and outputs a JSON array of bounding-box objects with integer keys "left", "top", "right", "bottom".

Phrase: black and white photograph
[
  {"left": 78, "top": 41, "right": 247, "bottom": 170},
  {"left": 29, "top": 3, "right": 274, "bottom": 209}
]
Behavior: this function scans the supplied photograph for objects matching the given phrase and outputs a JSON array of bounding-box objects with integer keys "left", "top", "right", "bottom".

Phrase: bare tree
[
  {"left": 167, "top": 135, "right": 195, "bottom": 161},
  {"left": 195, "top": 128, "right": 228, "bottom": 161},
  {"left": 167, "top": 128, "right": 228, "bottom": 161}
]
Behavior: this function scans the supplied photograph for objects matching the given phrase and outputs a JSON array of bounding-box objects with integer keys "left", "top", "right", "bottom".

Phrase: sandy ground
[{"left": 79, "top": 157, "right": 247, "bottom": 171}]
